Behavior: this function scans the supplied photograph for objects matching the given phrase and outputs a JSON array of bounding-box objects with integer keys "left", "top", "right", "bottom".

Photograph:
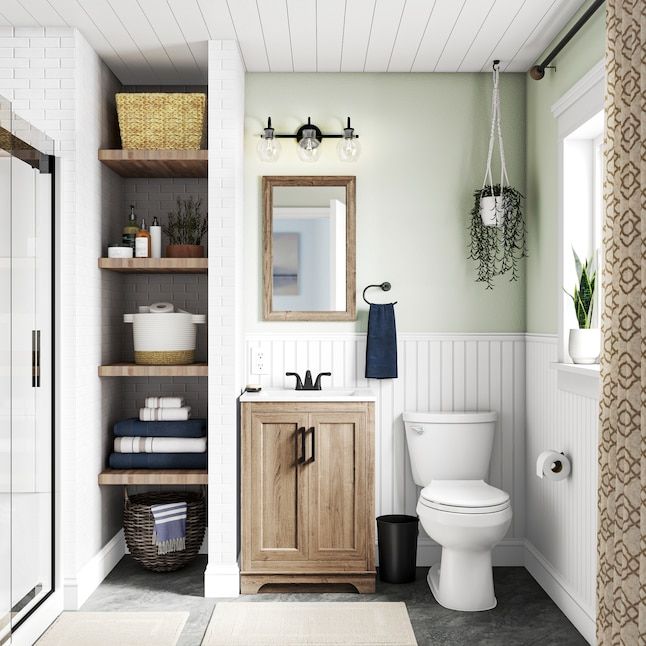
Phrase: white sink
[{"left": 239, "top": 387, "right": 376, "bottom": 402}]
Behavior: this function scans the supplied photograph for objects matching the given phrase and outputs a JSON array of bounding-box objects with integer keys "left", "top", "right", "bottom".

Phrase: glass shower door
[
  {"left": 10, "top": 121, "right": 53, "bottom": 633},
  {"left": 0, "top": 97, "right": 54, "bottom": 642}
]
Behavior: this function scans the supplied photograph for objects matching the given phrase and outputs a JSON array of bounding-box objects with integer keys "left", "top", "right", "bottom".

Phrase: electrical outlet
[{"left": 250, "top": 347, "right": 268, "bottom": 375}]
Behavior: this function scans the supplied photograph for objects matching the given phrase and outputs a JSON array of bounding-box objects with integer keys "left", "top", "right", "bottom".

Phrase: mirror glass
[{"left": 263, "top": 177, "right": 355, "bottom": 321}]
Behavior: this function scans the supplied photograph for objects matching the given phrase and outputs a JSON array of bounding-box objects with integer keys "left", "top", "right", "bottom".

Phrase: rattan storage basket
[
  {"left": 116, "top": 93, "right": 206, "bottom": 150},
  {"left": 123, "top": 490, "right": 206, "bottom": 572}
]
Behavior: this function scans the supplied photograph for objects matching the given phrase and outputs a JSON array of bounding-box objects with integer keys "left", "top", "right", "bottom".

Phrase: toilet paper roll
[
  {"left": 536, "top": 450, "right": 571, "bottom": 481},
  {"left": 148, "top": 302, "right": 174, "bottom": 314}
]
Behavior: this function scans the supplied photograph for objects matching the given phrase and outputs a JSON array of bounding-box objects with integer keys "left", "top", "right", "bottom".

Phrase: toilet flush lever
[{"left": 410, "top": 425, "right": 425, "bottom": 434}]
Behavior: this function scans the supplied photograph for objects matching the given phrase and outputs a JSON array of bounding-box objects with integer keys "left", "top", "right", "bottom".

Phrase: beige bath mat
[
  {"left": 201, "top": 602, "right": 417, "bottom": 646},
  {"left": 36, "top": 611, "right": 188, "bottom": 645}
]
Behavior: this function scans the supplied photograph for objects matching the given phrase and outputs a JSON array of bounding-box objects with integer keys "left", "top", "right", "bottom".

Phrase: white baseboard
[
  {"left": 525, "top": 541, "right": 595, "bottom": 645},
  {"left": 204, "top": 562, "right": 240, "bottom": 598},
  {"left": 63, "top": 529, "right": 126, "bottom": 610},
  {"left": 374, "top": 537, "right": 526, "bottom": 567}
]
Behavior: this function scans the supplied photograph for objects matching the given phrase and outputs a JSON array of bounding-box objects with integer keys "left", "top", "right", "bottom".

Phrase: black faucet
[{"left": 286, "top": 370, "right": 332, "bottom": 391}]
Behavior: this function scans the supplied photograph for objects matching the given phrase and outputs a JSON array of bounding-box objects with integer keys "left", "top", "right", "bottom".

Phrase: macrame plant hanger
[{"left": 480, "top": 60, "right": 510, "bottom": 227}]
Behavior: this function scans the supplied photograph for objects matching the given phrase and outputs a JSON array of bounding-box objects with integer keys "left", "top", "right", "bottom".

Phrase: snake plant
[{"left": 565, "top": 249, "right": 597, "bottom": 329}]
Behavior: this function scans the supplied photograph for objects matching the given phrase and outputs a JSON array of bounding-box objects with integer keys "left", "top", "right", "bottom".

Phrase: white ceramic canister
[{"left": 108, "top": 243, "right": 134, "bottom": 259}]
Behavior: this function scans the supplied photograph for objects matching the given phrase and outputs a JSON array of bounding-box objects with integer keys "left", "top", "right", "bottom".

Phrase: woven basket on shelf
[
  {"left": 116, "top": 93, "right": 206, "bottom": 150},
  {"left": 123, "top": 490, "right": 206, "bottom": 572}
]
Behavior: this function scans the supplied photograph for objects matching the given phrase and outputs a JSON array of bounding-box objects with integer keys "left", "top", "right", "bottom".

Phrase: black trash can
[{"left": 377, "top": 514, "right": 419, "bottom": 583}]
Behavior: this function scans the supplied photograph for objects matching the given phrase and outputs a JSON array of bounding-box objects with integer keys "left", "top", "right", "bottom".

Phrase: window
[
  {"left": 562, "top": 111, "right": 604, "bottom": 336},
  {"left": 551, "top": 60, "right": 604, "bottom": 397}
]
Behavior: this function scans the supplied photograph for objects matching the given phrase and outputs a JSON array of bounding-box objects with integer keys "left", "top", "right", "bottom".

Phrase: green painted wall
[
  {"left": 525, "top": 1, "right": 605, "bottom": 333},
  {"left": 245, "top": 72, "right": 526, "bottom": 333}
]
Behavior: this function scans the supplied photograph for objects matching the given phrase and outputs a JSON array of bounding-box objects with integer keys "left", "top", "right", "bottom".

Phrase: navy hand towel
[
  {"left": 109, "top": 452, "right": 207, "bottom": 469},
  {"left": 365, "top": 303, "right": 398, "bottom": 379},
  {"left": 113, "top": 418, "right": 206, "bottom": 438}
]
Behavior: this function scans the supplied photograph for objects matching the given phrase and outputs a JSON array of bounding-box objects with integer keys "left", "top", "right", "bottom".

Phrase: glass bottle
[
  {"left": 122, "top": 205, "right": 139, "bottom": 249},
  {"left": 135, "top": 219, "right": 151, "bottom": 258}
]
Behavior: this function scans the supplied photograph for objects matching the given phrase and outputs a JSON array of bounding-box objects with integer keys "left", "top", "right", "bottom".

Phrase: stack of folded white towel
[
  {"left": 139, "top": 396, "right": 192, "bottom": 421},
  {"left": 108, "top": 396, "right": 207, "bottom": 470}
]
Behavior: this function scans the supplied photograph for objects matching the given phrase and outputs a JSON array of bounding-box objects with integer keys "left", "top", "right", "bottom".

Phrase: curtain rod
[{"left": 529, "top": 0, "right": 605, "bottom": 80}]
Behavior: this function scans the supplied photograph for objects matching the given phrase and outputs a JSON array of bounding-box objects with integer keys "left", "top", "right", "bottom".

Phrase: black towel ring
[{"left": 362, "top": 282, "right": 397, "bottom": 305}]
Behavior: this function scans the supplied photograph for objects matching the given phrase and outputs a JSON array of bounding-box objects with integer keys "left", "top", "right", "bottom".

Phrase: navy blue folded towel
[
  {"left": 365, "top": 303, "right": 398, "bottom": 379},
  {"left": 113, "top": 418, "right": 206, "bottom": 438},
  {"left": 109, "top": 453, "right": 207, "bottom": 469}
]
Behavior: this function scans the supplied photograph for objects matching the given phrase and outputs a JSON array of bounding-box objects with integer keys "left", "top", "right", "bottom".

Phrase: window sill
[{"left": 551, "top": 362, "right": 600, "bottom": 399}]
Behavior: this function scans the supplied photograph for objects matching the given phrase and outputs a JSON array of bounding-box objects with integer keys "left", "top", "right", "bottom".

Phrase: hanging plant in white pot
[
  {"left": 469, "top": 61, "right": 527, "bottom": 289},
  {"left": 565, "top": 249, "right": 600, "bottom": 364}
]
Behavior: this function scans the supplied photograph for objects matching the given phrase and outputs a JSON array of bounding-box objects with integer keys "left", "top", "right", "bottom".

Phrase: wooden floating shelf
[
  {"left": 98, "top": 469, "right": 208, "bottom": 485},
  {"left": 98, "top": 257, "right": 208, "bottom": 273},
  {"left": 98, "top": 149, "right": 208, "bottom": 178},
  {"left": 98, "top": 363, "right": 208, "bottom": 377}
]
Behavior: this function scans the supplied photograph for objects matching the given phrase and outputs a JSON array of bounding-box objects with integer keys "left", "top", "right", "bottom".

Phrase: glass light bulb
[
  {"left": 257, "top": 135, "right": 281, "bottom": 162},
  {"left": 337, "top": 136, "right": 361, "bottom": 162},
  {"left": 297, "top": 136, "right": 321, "bottom": 162}
]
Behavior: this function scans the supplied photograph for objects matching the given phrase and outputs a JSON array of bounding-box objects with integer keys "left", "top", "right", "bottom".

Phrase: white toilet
[{"left": 403, "top": 411, "right": 512, "bottom": 612}]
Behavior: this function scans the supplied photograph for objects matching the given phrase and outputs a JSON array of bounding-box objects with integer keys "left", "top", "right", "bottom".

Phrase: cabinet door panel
[
  {"left": 308, "top": 411, "right": 368, "bottom": 565},
  {"left": 246, "top": 411, "right": 309, "bottom": 567}
]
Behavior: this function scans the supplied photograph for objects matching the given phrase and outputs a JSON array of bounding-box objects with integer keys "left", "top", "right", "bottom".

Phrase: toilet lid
[{"left": 419, "top": 480, "right": 510, "bottom": 513}]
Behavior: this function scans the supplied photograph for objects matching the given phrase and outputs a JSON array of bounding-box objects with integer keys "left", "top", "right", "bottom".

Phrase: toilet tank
[{"left": 403, "top": 411, "right": 497, "bottom": 486}]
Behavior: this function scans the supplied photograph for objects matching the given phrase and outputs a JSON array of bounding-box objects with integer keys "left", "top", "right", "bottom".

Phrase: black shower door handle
[{"left": 32, "top": 330, "right": 40, "bottom": 387}]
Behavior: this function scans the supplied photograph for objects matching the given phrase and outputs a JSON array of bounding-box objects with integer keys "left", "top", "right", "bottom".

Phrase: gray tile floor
[{"left": 82, "top": 556, "right": 586, "bottom": 646}]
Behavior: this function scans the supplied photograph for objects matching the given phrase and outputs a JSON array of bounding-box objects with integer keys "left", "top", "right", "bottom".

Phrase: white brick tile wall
[{"left": 206, "top": 40, "right": 245, "bottom": 597}]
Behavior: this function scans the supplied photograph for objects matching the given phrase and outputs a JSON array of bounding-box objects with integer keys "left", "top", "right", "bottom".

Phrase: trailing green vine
[{"left": 468, "top": 185, "right": 527, "bottom": 289}]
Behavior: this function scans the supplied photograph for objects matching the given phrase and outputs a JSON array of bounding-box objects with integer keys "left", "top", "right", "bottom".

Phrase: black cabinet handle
[
  {"left": 297, "top": 427, "right": 306, "bottom": 464},
  {"left": 309, "top": 426, "right": 315, "bottom": 463}
]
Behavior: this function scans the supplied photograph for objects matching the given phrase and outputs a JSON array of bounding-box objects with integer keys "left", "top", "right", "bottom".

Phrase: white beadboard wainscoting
[
  {"left": 244, "top": 332, "right": 526, "bottom": 565},
  {"left": 525, "top": 335, "right": 598, "bottom": 645}
]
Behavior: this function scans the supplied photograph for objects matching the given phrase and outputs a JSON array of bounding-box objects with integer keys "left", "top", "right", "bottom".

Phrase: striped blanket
[{"left": 151, "top": 501, "right": 187, "bottom": 555}]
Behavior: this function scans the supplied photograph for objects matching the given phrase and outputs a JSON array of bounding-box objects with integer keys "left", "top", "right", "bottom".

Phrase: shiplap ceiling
[{"left": 3, "top": 0, "right": 587, "bottom": 83}]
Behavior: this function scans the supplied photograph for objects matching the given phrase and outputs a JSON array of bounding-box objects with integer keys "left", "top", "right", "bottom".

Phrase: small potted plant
[
  {"left": 565, "top": 249, "right": 599, "bottom": 364},
  {"left": 163, "top": 196, "right": 207, "bottom": 258},
  {"left": 468, "top": 62, "right": 527, "bottom": 288}
]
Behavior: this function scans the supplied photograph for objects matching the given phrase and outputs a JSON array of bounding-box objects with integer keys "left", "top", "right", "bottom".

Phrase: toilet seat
[{"left": 419, "top": 480, "right": 510, "bottom": 514}]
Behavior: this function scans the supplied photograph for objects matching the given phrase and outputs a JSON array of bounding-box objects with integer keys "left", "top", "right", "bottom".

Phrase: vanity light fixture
[{"left": 258, "top": 116, "right": 360, "bottom": 162}]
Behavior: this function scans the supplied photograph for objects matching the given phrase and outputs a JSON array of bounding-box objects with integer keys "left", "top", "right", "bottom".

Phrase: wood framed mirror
[{"left": 263, "top": 176, "right": 356, "bottom": 321}]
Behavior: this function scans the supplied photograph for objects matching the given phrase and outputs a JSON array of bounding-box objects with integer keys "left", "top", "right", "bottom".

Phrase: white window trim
[{"left": 552, "top": 60, "right": 604, "bottom": 398}]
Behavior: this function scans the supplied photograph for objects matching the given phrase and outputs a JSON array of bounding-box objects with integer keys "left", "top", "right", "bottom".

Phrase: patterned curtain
[{"left": 597, "top": 1, "right": 645, "bottom": 644}]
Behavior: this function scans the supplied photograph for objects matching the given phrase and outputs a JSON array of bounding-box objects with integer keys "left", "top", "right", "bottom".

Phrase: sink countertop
[{"left": 239, "top": 388, "right": 376, "bottom": 402}]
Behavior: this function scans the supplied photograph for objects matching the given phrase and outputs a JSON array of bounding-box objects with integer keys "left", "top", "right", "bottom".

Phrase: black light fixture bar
[
  {"left": 270, "top": 116, "right": 359, "bottom": 139},
  {"left": 529, "top": 0, "right": 605, "bottom": 80}
]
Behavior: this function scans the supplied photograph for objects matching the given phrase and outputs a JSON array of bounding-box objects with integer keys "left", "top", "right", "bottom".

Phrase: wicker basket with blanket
[{"left": 123, "top": 490, "right": 206, "bottom": 572}]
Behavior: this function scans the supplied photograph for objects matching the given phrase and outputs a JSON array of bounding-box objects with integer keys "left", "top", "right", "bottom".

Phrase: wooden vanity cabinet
[{"left": 241, "top": 401, "right": 375, "bottom": 593}]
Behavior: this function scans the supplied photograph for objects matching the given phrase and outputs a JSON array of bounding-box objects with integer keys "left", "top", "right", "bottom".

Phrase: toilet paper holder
[{"left": 536, "top": 450, "right": 571, "bottom": 481}]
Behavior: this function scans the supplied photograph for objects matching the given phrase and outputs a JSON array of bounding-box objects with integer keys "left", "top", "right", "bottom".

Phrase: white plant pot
[
  {"left": 568, "top": 328, "right": 600, "bottom": 364},
  {"left": 479, "top": 195, "right": 504, "bottom": 227}
]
